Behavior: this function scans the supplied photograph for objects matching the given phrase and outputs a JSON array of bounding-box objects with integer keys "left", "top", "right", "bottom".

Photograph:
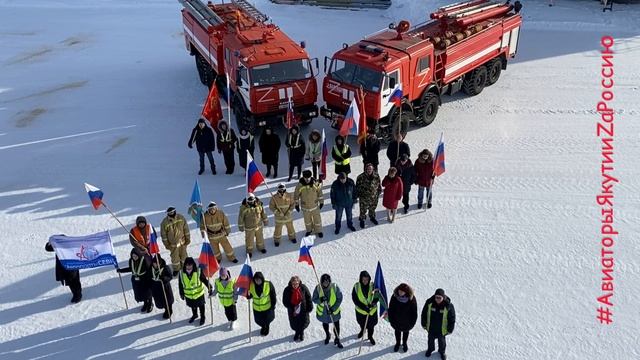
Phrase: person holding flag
[
  {"left": 331, "top": 135, "right": 352, "bottom": 175},
  {"left": 188, "top": 118, "right": 217, "bottom": 175},
  {"left": 248, "top": 271, "right": 277, "bottom": 336},
  {"left": 128, "top": 216, "right": 157, "bottom": 260},
  {"left": 352, "top": 271, "right": 379, "bottom": 345},
  {"left": 269, "top": 183, "right": 297, "bottom": 246},
  {"left": 200, "top": 201, "right": 238, "bottom": 264},
  {"left": 150, "top": 254, "right": 174, "bottom": 319},
  {"left": 312, "top": 273, "right": 344, "bottom": 349},
  {"left": 117, "top": 248, "right": 154, "bottom": 313},
  {"left": 282, "top": 275, "right": 313, "bottom": 342},
  {"left": 238, "top": 193, "right": 268, "bottom": 257},
  {"left": 212, "top": 267, "right": 238, "bottom": 330},
  {"left": 178, "top": 257, "right": 212, "bottom": 326},
  {"left": 201, "top": 79, "right": 223, "bottom": 128},
  {"left": 160, "top": 207, "right": 191, "bottom": 276}
]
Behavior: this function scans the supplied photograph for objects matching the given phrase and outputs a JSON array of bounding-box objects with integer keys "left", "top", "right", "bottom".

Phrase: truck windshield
[
  {"left": 330, "top": 59, "right": 382, "bottom": 93},
  {"left": 250, "top": 59, "right": 312, "bottom": 86}
]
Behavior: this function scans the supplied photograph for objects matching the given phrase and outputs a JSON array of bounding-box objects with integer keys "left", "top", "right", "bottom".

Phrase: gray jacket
[{"left": 312, "top": 283, "right": 343, "bottom": 323}]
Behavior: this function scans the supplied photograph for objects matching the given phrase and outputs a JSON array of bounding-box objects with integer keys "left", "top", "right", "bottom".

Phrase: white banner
[{"left": 49, "top": 231, "right": 118, "bottom": 270}]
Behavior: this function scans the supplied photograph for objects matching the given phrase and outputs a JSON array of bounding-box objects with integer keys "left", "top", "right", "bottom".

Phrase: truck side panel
[{"left": 182, "top": 11, "right": 220, "bottom": 73}]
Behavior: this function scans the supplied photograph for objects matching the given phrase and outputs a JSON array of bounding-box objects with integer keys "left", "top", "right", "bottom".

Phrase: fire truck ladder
[
  {"left": 434, "top": 0, "right": 501, "bottom": 19},
  {"left": 232, "top": 0, "right": 268, "bottom": 23},
  {"left": 179, "top": 0, "right": 224, "bottom": 28}
]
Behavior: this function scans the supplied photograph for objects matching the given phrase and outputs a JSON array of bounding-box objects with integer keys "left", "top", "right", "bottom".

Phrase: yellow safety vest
[
  {"left": 426, "top": 303, "right": 449, "bottom": 335},
  {"left": 249, "top": 281, "right": 272, "bottom": 312},
  {"left": 354, "top": 282, "right": 376, "bottom": 316},
  {"left": 215, "top": 278, "right": 235, "bottom": 307},
  {"left": 333, "top": 145, "right": 350, "bottom": 165},
  {"left": 316, "top": 284, "right": 341, "bottom": 316},
  {"left": 181, "top": 269, "right": 206, "bottom": 300},
  {"left": 132, "top": 258, "right": 146, "bottom": 279}
]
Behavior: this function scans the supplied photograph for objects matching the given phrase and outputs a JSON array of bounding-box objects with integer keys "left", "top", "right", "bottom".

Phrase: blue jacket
[{"left": 330, "top": 178, "right": 357, "bottom": 208}]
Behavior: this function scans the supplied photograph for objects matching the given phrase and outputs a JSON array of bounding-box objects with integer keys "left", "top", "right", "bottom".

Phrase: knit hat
[
  {"left": 303, "top": 170, "right": 312, "bottom": 178},
  {"left": 277, "top": 183, "right": 286, "bottom": 190},
  {"left": 338, "top": 172, "right": 346, "bottom": 180},
  {"left": 135, "top": 216, "right": 147, "bottom": 225},
  {"left": 219, "top": 266, "right": 228, "bottom": 278},
  {"left": 435, "top": 288, "right": 445, "bottom": 297},
  {"left": 166, "top": 207, "right": 176, "bottom": 214}
]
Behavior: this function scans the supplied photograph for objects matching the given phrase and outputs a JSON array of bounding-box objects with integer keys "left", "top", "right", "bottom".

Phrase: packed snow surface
[{"left": 1, "top": 0, "right": 639, "bottom": 359}]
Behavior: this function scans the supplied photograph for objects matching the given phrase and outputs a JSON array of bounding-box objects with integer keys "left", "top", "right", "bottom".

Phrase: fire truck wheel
[
  {"left": 462, "top": 65, "right": 488, "bottom": 96},
  {"left": 418, "top": 92, "right": 439, "bottom": 127},
  {"left": 486, "top": 59, "right": 502, "bottom": 86},
  {"left": 195, "top": 53, "right": 214, "bottom": 87}
]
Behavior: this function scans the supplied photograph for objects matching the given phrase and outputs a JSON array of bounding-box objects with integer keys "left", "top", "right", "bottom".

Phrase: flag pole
[
  {"left": 116, "top": 272, "right": 129, "bottom": 309},
  {"left": 357, "top": 313, "right": 371, "bottom": 355},
  {"left": 154, "top": 255, "right": 172, "bottom": 323},
  {"left": 248, "top": 298, "right": 253, "bottom": 342},
  {"left": 226, "top": 72, "right": 232, "bottom": 124},
  {"left": 199, "top": 210, "right": 216, "bottom": 326}
]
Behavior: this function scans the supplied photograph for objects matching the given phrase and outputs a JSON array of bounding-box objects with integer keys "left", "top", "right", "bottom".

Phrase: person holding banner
[
  {"left": 312, "top": 273, "right": 344, "bottom": 349},
  {"left": 282, "top": 275, "right": 313, "bottom": 342},
  {"left": 150, "top": 254, "right": 174, "bottom": 319},
  {"left": 129, "top": 216, "right": 156, "bottom": 260},
  {"left": 200, "top": 202, "right": 238, "bottom": 263},
  {"left": 160, "top": 207, "right": 191, "bottom": 276},
  {"left": 117, "top": 248, "right": 154, "bottom": 313},
  {"left": 178, "top": 257, "right": 212, "bottom": 326},
  {"left": 352, "top": 270, "right": 378, "bottom": 345},
  {"left": 45, "top": 239, "right": 82, "bottom": 303},
  {"left": 248, "top": 271, "right": 277, "bottom": 336},
  {"left": 238, "top": 193, "right": 268, "bottom": 257},
  {"left": 212, "top": 267, "right": 238, "bottom": 330}
]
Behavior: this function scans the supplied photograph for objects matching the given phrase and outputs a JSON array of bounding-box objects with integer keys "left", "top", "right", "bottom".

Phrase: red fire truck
[
  {"left": 179, "top": 0, "right": 319, "bottom": 132},
  {"left": 320, "top": 0, "right": 523, "bottom": 142}
]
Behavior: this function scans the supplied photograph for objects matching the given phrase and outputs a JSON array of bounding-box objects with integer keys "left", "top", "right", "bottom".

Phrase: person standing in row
[
  {"left": 117, "top": 248, "right": 153, "bottom": 313},
  {"left": 352, "top": 271, "right": 378, "bottom": 345},
  {"left": 217, "top": 120, "right": 237, "bottom": 174},
  {"left": 282, "top": 275, "right": 313, "bottom": 342},
  {"left": 212, "top": 267, "right": 238, "bottom": 330},
  {"left": 360, "top": 133, "right": 381, "bottom": 172},
  {"left": 387, "top": 134, "right": 411, "bottom": 168},
  {"left": 421, "top": 288, "right": 456, "bottom": 360},
  {"left": 178, "top": 257, "right": 211, "bottom": 326},
  {"left": 382, "top": 167, "right": 403, "bottom": 223},
  {"left": 160, "top": 207, "right": 190, "bottom": 276},
  {"left": 294, "top": 170, "right": 324, "bottom": 238},
  {"left": 332, "top": 135, "right": 351, "bottom": 175},
  {"left": 312, "top": 273, "right": 344, "bottom": 348},
  {"left": 200, "top": 202, "right": 238, "bottom": 264},
  {"left": 249, "top": 272, "right": 277, "bottom": 336},
  {"left": 237, "top": 127, "right": 255, "bottom": 170},
  {"left": 388, "top": 283, "right": 418, "bottom": 353},
  {"left": 129, "top": 216, "right": 156, "bottom": 259},
  {"left": 238, "top": 193, "right": 268, "bottom": 257},
  {"left": 395, "top": 153, "right": 416, "bottom": 214},
  {"left": 188, "top": 118, "right": 217, "bottom": 175},
  {"left": 286, "top": 125, "right": 306, "bottom": 181},
  {"left": 330, "top": 172, "right": 357, "bottom": 234},
  {"left": 269, "top": 183, "right": 297, "bottom": 246},
  {"left": 45, "top": 238, "right": 82, "bottom": 303},
  {"left": 306, "top": 129, "right": 322, "bottom": 179},
  {"left": 259, "top": 127, "right": 281, "bottom": 178},
  {"left": 414, "top": 149, "right": 435, "bottom": 209},
  {"left": 150, "top": 254, "right": 174, "bottom": 319},
  {"left": 355, "top": 164, "right": 381, "bottom": 228}
]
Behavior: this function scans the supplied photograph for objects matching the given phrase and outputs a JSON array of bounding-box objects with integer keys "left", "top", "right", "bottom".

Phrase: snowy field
[{"left": 1, "top": 0, "right": 640, "bottom": 359}]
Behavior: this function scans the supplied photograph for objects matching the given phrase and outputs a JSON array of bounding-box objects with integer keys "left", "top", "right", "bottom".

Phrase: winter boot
[
  {"left": 199, "top": 316, "right": 205, "bottom": 326},
  {"left": 369, "top": 335, "right": 376, "bottom": 345},
  {"left": 290, "top": 238, "right": 297, "bottom": 244},
  {"left": 417, "top": 203, "right": 423, "bottom": 209},
  {"left": 260, "top": 248, "right": 267, "bottom": 254},
  {"left": 402, "top": 343, "right": 408, "bottom": 352},
  {"left": 394, "top": 344, "right": 400, "bottom": 352},
  {"left": 335, "top": 337, "right": 343, "bottom": 349},
  {"left": 274, "top": 241, "right": 280, "bottom": 247},
  {"left": 162, "top": 309, "right": 170, "bottom": 319},
  {"left": 140, "top": 301, "right": 148, "bottom": 313},
  {"left": 370, "top": 217, "right": 379, "bottom": 225},
  {"left": 146, "top": 301, "right": 153, "bottom": 313},
  {"left": 212, "top": 167, "right": 217, "bottom": 175},
  {"left": 229, "top": 321, "right": 235, "bottom": 330},
  {"left": 198, "top": 169, "right": 205, "bottom": 175},
  {"left": 318, "top": 232, "right": 324, "bottom": 238},
  {"left": 189, "top": 308, "right": 198, "bottom": 323},
  {"left": 348, "top": 224, "right": 356, "bottom": 231},
  {"left": 248, "top": 252, "right": 253, "bottom": 259},
  {"left": 334, "top": 227, "right": 340, "bottom": 235},
  {"left": 403, "top": 206, "right": 408, "bottom": 214},
  {"left": 425, "top": 350, "right": 432, "bottom": 357},
  {"left": 300, "top": 331, "right": 304, "bottom": 341},
  {"left": 198, "top": 306, "right": 206, "bottom": 325},
  {"left": 357, "top": 329, "right": 364, "bottom": 339},
  {"left": 324, "top": 332, "right": 331, "bottom": 345},
  {"left": 273, "top": 168, "right": 278, "bottom": 178},
  {"left": 427, "top": 202, "right": 432, "bottom": 209},
  {"left": 440, "top": 354, "right": 447, "bottom": 360},
  {"left": 266, "top": 167, "right": 271, "bottom": 178},
  {"left": 232, "top": 258, "right": 239, "bottom": 263},
  {"left": 359, "top": 219, "right": 365, "bottom": 228},
  {"left": 305, "top": 231, "right": 312, "bottom": 237}
]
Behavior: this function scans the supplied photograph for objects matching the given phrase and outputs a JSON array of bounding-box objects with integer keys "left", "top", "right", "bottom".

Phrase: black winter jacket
[
  {"left": 386, "top": 141, "right": 410, "bottom": 165},
  {"left": 421, "top": 295, "right": 456, "bottom": 335},
  {"left": 188, "top": 125, "right": 216, "bottom": 152}
]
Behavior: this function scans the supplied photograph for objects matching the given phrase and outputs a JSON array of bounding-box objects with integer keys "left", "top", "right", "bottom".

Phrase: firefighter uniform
[
  {"left": 200, "top": 205, "right": 237, "bottom": 262},
  {"left": 238, "top": 195, "right": 268, "bottom": 254},
  {"left": 160, "top": 209, "right": 190, "bottom": 272},
  {"left": 269, "top": 186, "right": 296, "bottom": 245},
  {"left": 294, "top": 174, "right": 324, "bottom": 235}
]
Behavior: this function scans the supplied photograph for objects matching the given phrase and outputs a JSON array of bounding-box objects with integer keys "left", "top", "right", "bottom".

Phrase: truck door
[
  {"left": 237, "top": 65, "right": 251, "bottom": 112},
  {"left": 381, "top": 69, "right": 400, "bottom": 118}
]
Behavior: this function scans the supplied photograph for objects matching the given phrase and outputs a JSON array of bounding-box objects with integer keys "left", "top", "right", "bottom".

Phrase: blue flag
[
  {"left": 188, "top": 180, "right": 203, "bottom": 227},
  {"left": 374, "top": 261, "right": 389, "bottom": 319}
]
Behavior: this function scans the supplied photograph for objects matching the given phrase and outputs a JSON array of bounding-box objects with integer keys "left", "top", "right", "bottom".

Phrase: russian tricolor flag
[
  {"left": 433, "top": 133, "right": 445, "bottom": 177},
  {"left": 84, "top": 183, "right": 104, "bottom": 210},
  {"left": 298, "top": 235, "right": 315, "bottom": 266},
  {"left": 234, "top": 257, "right": 254, "bottom": 298},
  {"left": 198, "top": 238, "right": 219, "bottom": 278},
  {"left": 388, "top": 85, "right": 403, "bottom": 107},
  {"left": 148, "top": 227, "right": 160, "bottom": 255},
  {"left": 339, "top": 98, "right": 360, "bottom": 137},
  {"left": 246, "top": 152, "right": 265, "bottom": 194},
  {"left": 319, "top": 129, "right": 328, "bottom": 182}
]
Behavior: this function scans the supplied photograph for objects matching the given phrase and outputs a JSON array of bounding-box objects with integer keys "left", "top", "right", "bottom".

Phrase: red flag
[
  {"left": 286, "top": 97, "right": 295, "bottom": 129},
  {"left": 356, "top": 87, "right": 367, "bottom": 145},
  {"left": 201, "top": 85, "right": 223, "bottom": 128}
]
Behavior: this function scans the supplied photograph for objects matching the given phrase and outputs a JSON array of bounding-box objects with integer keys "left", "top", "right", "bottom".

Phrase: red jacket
[
  {"left": 382, "top": 175, "right": 403, "bottom": 210},
  {"left": 414, "top": 158, "right": 434, "bottom": 187}
]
